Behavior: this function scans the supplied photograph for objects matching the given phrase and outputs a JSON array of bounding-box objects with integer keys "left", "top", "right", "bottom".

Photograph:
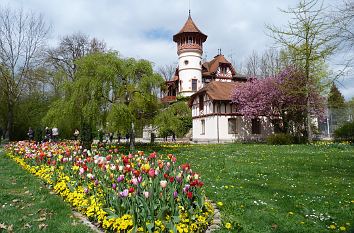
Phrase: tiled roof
[
  {"left": 202, "top": 54, "right": 236, "bottom": 75},
  {"left": 188, "top": 81, "right": 240, "bottom": 106},
  {"left": 173, "top": 15, "right": 207, "bottom": 42}
]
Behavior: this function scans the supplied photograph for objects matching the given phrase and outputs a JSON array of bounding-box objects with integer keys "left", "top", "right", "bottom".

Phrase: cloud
[{"left": 2, "top": 0, "right": 352, "bottom": 99}]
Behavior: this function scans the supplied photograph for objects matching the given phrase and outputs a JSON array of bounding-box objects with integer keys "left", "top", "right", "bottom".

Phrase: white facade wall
[
  {"left": 191, "top": 97, "right": 274, "bottom": 143},
  {"left": 178, "top": 51, "right": 202, "bottom": 97},
  {"left": 192, "top": 115, "right": 273, "bottom": 143}
]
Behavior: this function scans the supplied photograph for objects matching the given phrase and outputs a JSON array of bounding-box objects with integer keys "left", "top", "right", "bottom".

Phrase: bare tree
[
  {"left": 259, "top": 48, "right": 282, "bottom": 77},
  {"left": 267, "top": 0, "right": 337, "bottom": 142},
  {"left": 245, "top": 50, "right": 260, "bottom": 76},
  {"left": 333, "top": 0, "right": 354, "bottom": 69},
  {"left": 157, "top": 63, "right": 176, "bottom": 81},
  {"left": 0, "top": 7, "right": 50, "bottom": 139},
  {"left": 46, "top": 32, "right": 106, "bottom": 82}
]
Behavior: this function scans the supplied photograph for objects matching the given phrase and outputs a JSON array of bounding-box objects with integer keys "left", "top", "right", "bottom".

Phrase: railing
[{"left": 161, "top": 96, "right": 177, "bottom": 103}]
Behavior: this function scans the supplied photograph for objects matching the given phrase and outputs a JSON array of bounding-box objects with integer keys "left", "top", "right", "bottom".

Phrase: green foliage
[
  {"left": 107, "top": 104, "right": 133, "bottom": 134},
  {"left": 334, "top": 121, "right": 354, "bottom": 142},
  {"left": 43, "top": 52, "right": 122, "bottom": 143},
  {"left": 176, "top": 95, "right": 190, "bottom": 102},
  {"left": 266, "top": 133, "right": 294, "bottom": 145},
  {"left": 154, "top": 101, "right": 192, "bottom": 138},
  {"left": 43, "top": 51, "right": 164, "bottom": 148},
  {"left": 106, "top": 57, "right": 164, "bottom": 139},
  {"left": 12, "top": 92, "right": 51, "bottom": 140},
  {"left": 328, "top": 83, "right": 346, "bottom": 109}
]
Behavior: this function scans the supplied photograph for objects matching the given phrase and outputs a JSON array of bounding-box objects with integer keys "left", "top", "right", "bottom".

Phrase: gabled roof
[
  {"left": 202, "top": 54, "right": 236, "bottom": 76},
  {"left": 188, "top": 81, "right": 239, "bottom": 107},
  {"left": 173, "top": 15, "right": 207, "bottom": 42}
]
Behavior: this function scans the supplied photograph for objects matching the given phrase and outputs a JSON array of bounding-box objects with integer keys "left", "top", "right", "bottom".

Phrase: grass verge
[{"left": 0, "top": 147, "right": 95, "bottom": 233}]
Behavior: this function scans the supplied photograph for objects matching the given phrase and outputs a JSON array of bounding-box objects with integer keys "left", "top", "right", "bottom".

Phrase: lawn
[
  {"left": 0, "top": 147, "right": 95, "bottom": 233},
  {"left": 164, "top": 143, "right": 354, "bottom": 232},
  {"left": 1, "top": 143, "right": 353, "bottom": 233}
]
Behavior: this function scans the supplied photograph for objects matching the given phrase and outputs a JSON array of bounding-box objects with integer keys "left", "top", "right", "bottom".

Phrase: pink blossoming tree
[{"left": 231, "top": 67, "right": 325, "bottom": 138}]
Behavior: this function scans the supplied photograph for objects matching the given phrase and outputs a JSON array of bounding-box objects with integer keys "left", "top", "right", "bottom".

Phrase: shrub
[
  {"left": 266, "top": 133, "right": 294, "bottom": 145},
  {"left": 334, "top": 121, "right": 354, "bottom": 142}
]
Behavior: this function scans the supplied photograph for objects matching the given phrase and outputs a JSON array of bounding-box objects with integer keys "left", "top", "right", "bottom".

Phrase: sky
[{"left": 1, "top": 0, "right": 353, "bottom": 99}]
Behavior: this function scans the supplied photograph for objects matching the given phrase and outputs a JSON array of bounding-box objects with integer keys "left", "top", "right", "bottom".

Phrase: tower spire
[{"left": 188, "top": 0, "right": 191, "bottom": 16}]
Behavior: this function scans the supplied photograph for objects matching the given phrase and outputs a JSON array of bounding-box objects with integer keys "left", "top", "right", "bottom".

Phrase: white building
[
  {"left": 188, "top": 82, "right": 273, "bottom": 143},
  {"left": 162, "top": 14, "right": 274, "bottom": 142}
]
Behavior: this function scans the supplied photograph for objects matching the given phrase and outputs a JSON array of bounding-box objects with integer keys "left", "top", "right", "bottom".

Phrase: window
[
  {"left": 201, "top": 119, "right": 205, "bottom": 135},
  {"left": 184, "top": 60, "right": 189, "bottom": 65},
  {"left": 192, "top": 79, "right": 197, "bottom": 91},
  {"left": 231, "top": 104, "right": 238, "bottom": 113},
  {"left": 251, "top": 118, "right": 261, "bottom": 134},
  {"left": 273, "top": 119, "right": 282, "bottom": 133},
  {"left": 199, "top": 95, "right": 204, "bottom": 111},
  {"left": 228, "top": 118, "right": 238, "bottom": 134}
]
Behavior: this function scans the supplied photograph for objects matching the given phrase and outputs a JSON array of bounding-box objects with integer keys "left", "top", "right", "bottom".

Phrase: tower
[{"left": 173, "top": 13, "right": 207, "bottom": 97}]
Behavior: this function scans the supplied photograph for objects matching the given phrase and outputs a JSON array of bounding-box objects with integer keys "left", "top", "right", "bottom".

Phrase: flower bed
[{"left": 4, "top": 141, "right": 213, "bottom": 232}]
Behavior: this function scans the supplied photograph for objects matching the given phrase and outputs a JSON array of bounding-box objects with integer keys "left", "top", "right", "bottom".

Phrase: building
[{"left": 163, "top": 14, "right": 274, "bottom": 142}]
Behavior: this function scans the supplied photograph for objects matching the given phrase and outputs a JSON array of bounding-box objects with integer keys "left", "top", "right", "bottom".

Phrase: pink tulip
[
  {"left": 120, "top": 189, "right": 129, "bottom": 197},
  {"left": 160, "top": 180, "right": 167, "bottom": 188},
  {"left": 132, "top": 178, "right": 138, "bottom": 186},
  {"left": 148, "top": 168, "right": 155, "bottom": 178}
]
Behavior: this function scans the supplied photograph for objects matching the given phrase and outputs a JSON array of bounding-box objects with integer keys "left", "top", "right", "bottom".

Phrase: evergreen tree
[
  {"left": 328, "top": 83, "right": 346, "bottom": 109},
  {"left": 328, "top": 83, "right": 347, "bottom": 130}
]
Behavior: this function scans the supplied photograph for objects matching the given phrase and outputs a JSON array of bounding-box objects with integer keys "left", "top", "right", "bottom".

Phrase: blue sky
[{"left": 1, "top": 0, "right": 353, "bottom": 99}]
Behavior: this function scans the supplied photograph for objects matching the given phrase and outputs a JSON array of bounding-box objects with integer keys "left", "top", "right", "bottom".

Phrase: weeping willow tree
[
  {"left": 43, "top": 51, "right": 164, "bottom": 150},
  {"left": 43, "top": 52, "right": 119, "bottom": 148},
  {"left": 106, "top": 58, "right": 164, "bottom": 151}
]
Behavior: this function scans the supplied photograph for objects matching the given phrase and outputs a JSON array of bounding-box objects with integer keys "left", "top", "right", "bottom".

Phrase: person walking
[
  {"left": 109, "top": 132, "right": 114, "bottom": 143},
  {"left": 74, "top": 128, "right": 80, "bottom": 140},
  {"left": 27, "top": 127, "right": 34, "bottom": 141},
  {"left": 44, "top": 127, "right": 51, "bottom": 142},
  {"left": 52, "top": 127, "right": 59, "bottom": 142}
]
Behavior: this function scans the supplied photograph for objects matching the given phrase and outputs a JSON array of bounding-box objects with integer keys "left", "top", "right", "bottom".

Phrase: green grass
[
  {"left": 1, "top": 143, "right": 353, "bottom": 233},
  {"left": 166, "top": 143, "right": 354, "bottom": 233},
  {"left": 0, "top": 148, "right": 95, "bottom": 233}
]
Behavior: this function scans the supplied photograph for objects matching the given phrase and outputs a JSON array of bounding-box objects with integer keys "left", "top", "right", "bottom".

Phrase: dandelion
[
  {"left": 225, "top": 222, "right": 232, "bottom": 229},
  {"left": 217, "top": 201, "right": 223, "bottom": 207},
  {"left": 340, "top": 226, "right": 346, "bottom": 231},
  {"left": 329, "top": 224, "right": 336, "bottom": 230}
]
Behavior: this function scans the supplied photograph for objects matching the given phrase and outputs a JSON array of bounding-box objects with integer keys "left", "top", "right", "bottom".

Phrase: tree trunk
[
  {"left": 130, "top": 122, "right": 135, "bottom": 151},
  {"left": 81, "top": 122, "right": 93, "bottom": 151},
  {"left": 5, "top": 100, "right": 14, "bottom": 140},
  {"left": 306, "top": 97, "right": 312, "bottom": 143}
]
